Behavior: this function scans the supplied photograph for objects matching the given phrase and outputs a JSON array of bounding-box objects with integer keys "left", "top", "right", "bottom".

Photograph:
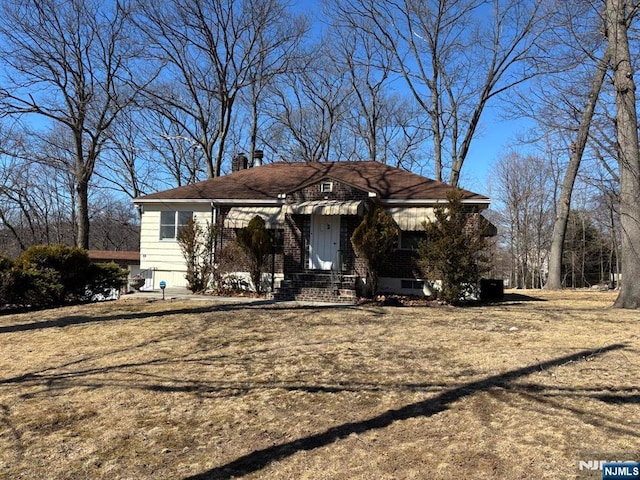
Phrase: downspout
[{"left": 210, "top": 201, "right": 218, "bottom": 266}]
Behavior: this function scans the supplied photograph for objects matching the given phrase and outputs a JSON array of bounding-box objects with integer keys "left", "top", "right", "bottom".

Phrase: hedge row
[{"left": 0, "top": 245, "right": 127, "bottom": 308}]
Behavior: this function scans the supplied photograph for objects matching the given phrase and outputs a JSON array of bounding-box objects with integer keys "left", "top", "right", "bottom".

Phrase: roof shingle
[{"left": 135, "top": 161, "right": 489, "bottom": 203}]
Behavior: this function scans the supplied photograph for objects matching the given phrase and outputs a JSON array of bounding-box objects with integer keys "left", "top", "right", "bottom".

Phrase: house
[
  {"left": 133, "top": 160, "right": 494, "bottom": 302},
  {"left": 87, "top": 250, "right": 142, "bottom": 293}
]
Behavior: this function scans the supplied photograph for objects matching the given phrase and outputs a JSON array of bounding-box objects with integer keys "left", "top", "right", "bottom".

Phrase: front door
[{"left": 309, "top": 215, "right": 340, "bottom": 270}]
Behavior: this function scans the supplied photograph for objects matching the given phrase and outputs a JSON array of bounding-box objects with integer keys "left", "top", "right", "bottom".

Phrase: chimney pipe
[{"left": 252, "top": 149, "right": 264, "bottom": 167}]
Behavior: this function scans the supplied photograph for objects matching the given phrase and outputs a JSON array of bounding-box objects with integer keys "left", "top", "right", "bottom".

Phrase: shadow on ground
[
  {"left": 184, "top": 344, "right": 626, "bottom": 480},
  {"left": 0, "top": 299, "right": 359, "bottom": 334}
]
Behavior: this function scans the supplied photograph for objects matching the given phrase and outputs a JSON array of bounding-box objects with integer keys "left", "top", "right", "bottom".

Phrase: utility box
[{"left": 480, "top": 278, "right": 504, "bottom": 302}]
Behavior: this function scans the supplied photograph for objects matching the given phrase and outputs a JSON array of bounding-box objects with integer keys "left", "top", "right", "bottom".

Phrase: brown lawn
[{"left": 0, "top": 290, "right": 638, "bottom": 479}]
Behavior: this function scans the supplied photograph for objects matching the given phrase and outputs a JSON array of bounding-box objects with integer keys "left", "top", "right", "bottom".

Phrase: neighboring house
[
  {"left": 133, "top": 161, "right": 495, "bottom": 302},
  {"left": 87, "top": 250, "right": 142, "bottom": 293}
]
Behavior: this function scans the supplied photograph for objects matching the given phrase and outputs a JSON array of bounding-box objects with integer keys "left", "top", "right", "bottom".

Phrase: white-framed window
[
  {"left": 160, "top": 211, "right": 192, "bottom": 240},
  {"left": 320, "top": 181, "right": 333, "bottom": 193}
]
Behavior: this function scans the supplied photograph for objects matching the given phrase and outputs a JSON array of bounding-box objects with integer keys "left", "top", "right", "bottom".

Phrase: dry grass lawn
[{"left": 0, "top": 290, "right": 638, "bottom": 479}]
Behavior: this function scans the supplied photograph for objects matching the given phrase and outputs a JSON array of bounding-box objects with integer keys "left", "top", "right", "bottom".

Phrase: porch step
[{"left": 272, "top": 274, "right": 359, "bottom": 304}]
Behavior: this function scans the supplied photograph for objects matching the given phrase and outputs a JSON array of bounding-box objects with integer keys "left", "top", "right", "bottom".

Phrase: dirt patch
[{"left": 0, "top": 289, "right": 638, "bottom": 479}]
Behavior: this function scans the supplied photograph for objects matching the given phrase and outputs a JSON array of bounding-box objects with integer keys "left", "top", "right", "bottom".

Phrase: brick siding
[{"left": 215, "top": 178, "right": 426, "bottom": 301}]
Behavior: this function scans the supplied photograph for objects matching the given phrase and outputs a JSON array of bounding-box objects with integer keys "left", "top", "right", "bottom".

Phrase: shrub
[
  {"left": 212, "top": 242, "right": 250, "bottom": 294},
  {"left": 85, "top": 262, "right": 128, "bottom": 300},
  {"left": 351, "top": 200, "right": 399, "bottom": 297},
  {"left": 8, "top": 266, "right": 65, "bottom": 307},
  {"left": 235, "top": 216, "right": 272, "bottom": 295},
  {"left": 177, "top": 218, "right": 217, "bottom": 293},
  {"left": 417, "top": 189, "right": 489, "bottom": 305},
  {"left": 15, "top": 244, "right": 92, "bottom": 301},
  {"left": 3, "top": 245, "right": 128, "bottom": 307},
  {"left": 0, "top": 256, "right": 15, "bottom": 306}
]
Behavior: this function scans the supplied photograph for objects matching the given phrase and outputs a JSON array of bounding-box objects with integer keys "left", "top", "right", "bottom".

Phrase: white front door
[{"left": 309, "top": 215, "right": 340, "bottom": 270}]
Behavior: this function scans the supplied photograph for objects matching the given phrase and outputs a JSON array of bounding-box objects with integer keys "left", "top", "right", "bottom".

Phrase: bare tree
[
  {"left": 501, "top": 0, "right": 612, "bottom": 289},
  {"left": 89, "top": 195, "right": 140, "bottom": 251},
  {"left": 0, "top": 141, "right": 77, "bottom": 255},
  {"left": 97, "top": 108, "right": 164, "bottom": 199},
  {"left": 605, "top": 0, "right": 640, "bottom": 308},
  {"left": 493, "top": 153, "right": 555, "bottom": 288},
  {"left": 0, "top": 0, "right": 147, "bottom": 249},
  {"left": 324, "top": 6, "right": 430, "bottom": 167},
  {"left": 264, "top": 52, "right": 352, "bottom": 162},
  {"left": 137, "top": 0, "right": 306, "bottom": 178},
  {"left": 546, "top": 48, "right": 610, "bottom": 289},
  {"left": 334, "top": 0, "right": 547, "bottom": 185}
]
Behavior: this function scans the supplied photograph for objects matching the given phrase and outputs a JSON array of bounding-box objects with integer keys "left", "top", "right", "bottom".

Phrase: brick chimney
[{"left": 232, "top": 152, "right": 248, "bottom": 172}]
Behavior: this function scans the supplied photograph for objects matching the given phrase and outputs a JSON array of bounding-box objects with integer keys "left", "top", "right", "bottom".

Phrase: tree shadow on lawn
[
  {"left": 184, "top": 343, "right": 626, "bottom": 480},
  {"left": 484, "top": 292, "right": 549, "bottom": 306},
  {"left": 0, "top": 300, "right": 363, "bottom": 334},
  {"left": 593, "top": 394, "right": 640, "bottom": 404}
]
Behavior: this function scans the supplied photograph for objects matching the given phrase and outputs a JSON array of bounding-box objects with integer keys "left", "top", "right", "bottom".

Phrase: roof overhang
[
  {"left": 132, "top": 198, "right": 282, "bottom": 206},
  {"left": 381, "top": 198, "right": 491, "bottom": 206}
]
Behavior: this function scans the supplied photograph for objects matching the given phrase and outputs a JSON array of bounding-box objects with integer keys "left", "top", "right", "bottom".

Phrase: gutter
[
  {"left": 381, "top": 198, "right": 491, "bottom": 206},
  {"left": 132, "top": 198, "right": 284, "bottom": 206}
]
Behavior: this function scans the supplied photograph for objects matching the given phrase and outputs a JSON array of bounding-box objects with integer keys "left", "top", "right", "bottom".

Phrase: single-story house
[{"left": 133, "top": 160, "right": 495, "bottom": 302}]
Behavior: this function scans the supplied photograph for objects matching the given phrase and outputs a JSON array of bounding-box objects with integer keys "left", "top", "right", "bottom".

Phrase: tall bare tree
[
  {"left": 0, "top": 0, "right": 146, "bottom": 249},
  {"left": 505, "top": 1, "right": 612, "bottom": 289},
  {"left": 138, "top": 0, "right": 306, "bottom": 178},
  {"left": 334, "top": 0, "right": 546, "bottom": 185},
  {"left": 325, "top": 6, "right": 430, "bottom": 167},
  {"left": 493, "top": 153, "right": 555, "bottom": 288},
  {"left": 0, "top": 130, "right": 77, "bottom": 254},
  {"left": 265, "top": 52, "right": 352, "bottom": 162},
  {"left": 605, "top": 0, "right": 640, "bottom": 308},
  {"left": 546, "top": 48, "right": 611, "bottom": 289}
]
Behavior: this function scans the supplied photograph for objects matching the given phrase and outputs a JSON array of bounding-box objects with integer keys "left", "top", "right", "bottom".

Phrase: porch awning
[
  {"left": 223, "top": 206, "right": 284, "bottom": 229},
  {"left": 287, "top": 200, "right": 364, "bottom": 216},
  {"left": 386, "top": 207, "right": 436, "bottom": 231}
]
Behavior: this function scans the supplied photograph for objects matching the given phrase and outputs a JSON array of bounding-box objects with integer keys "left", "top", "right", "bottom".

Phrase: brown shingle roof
[
  {"left": 135, "top": 161, "right": 489, "bottom": 203},
  {"left": 88, "top": 250, "right": 140, "bottom": 264}
]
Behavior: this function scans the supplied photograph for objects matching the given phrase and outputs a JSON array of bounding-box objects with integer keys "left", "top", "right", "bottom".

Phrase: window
[
  {"left": 401, "top": 279, "right": 425, "bottom": 290},
  {"left": 160, "top": 211, "right": 192, "bottom": 240},
  {"left": 320, "top": 181, "right": 333, "bottom": 193},
  {"left": 398, "top": 231, "right": 426, "bottom": 250}
]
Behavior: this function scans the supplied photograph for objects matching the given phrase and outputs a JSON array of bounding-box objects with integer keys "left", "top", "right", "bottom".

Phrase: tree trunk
[
  {"left": 76, "top": 180, "right": 90, "bottom": 249},
  {"left": 606, "top": 0, "right": 640, "bottom": 308},
  {"left": 546, "top": 49, "right": 609, "bottom": 289}
]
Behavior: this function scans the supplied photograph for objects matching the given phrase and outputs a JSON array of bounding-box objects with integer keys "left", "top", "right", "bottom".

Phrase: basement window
[{"left": 401, "top": 279, "right": 425, "bottom": 290}]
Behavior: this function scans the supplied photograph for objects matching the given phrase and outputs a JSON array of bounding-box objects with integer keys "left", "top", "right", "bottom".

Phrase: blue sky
[{"left": 292, "top": 0, "right": 533, "bottom": 195}]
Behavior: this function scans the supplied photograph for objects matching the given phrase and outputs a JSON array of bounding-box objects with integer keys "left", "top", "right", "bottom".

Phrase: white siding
[
  {"left": 139, "top": 203, "right": 213, "bottom": 288},
  {"left": 378, "top": 277, "right": 437, "bottom": 297}
]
